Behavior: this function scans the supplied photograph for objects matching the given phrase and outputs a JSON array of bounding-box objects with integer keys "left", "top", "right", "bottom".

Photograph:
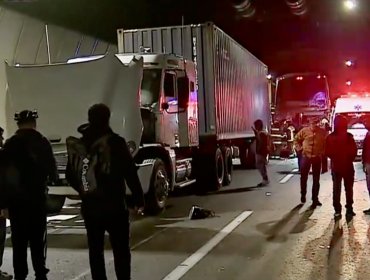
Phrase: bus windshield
[{"left": 276, "top": 74, "right": 329, "bottom": 108}]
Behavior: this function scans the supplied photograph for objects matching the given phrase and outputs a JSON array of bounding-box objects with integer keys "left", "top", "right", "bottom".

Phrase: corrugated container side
[
  {"left": 121, "top": 23, "right": 270, "bottom": 140},
  {"left": 212, "top": 26, "right": 269, "bottom": 140}
]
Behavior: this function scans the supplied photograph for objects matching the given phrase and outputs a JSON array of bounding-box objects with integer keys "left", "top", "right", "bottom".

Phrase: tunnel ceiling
[{"left": 3, "top": 0, "right": 370, "bottom": 95}]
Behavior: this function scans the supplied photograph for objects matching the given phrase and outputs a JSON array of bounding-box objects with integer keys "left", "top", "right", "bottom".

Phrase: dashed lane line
[
  {"left": 279, "top": 168, "right": 299, "bottom": 184},
  {"left": 162, "top": 211, "right": 253, "bottom": 280}
]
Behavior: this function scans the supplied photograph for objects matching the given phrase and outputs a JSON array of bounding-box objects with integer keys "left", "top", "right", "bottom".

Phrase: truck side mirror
[{"left": 177, "top": 76, "right": 189, "bottom": 109}]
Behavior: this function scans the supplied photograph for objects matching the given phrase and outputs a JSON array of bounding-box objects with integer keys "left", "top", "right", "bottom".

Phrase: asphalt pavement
[{"left": 1, "top": 159, "right": 370, "bottom": 280}]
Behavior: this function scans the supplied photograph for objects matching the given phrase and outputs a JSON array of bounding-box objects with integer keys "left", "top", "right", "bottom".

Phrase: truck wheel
[
  {"left": 194, "top": 148, "right": 224, "bottom": 192},
  {"left": 240, "top": 144, "right": 255, "bottom": 169},
  {"left": 247, "top": 141, "right": 256, "bottom": 169},
  {"left": 145, "top": 159, "right": 169, "bottom": 215},
  {"left": 222, "top": 146, "right": 232, "bottom": 186},
  {"left": 239, "top": 144, "right": 248, "bottom": 169},
  {"left": 209, "top": 148, "right": 224, "bottom": 191},
  {"left": 46, "top": 195, "right": 66, "bottom": 214}
]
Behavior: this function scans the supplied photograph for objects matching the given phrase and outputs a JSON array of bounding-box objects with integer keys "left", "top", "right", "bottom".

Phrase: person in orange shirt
[{"left": 294, "top": 117, "right": 327, "bottom": 208}]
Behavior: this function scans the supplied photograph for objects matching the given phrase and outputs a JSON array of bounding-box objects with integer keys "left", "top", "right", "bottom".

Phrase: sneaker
[
  {"left": 257, "top": 180, "right": 269, "bottom": 187},
  {"left": 310, "top": 201, "right": 322, "bottom": 209},
  {"left": 301, "top": 195, "right": 306, "bottom": 204},
  {"left": 363, "top": 208, "right": 370, "bottom": 215},
  {"left": 334, "top": 212, "right": 342, "bottom": 218},
  {"left": 314, "top": 201, "right": 322, "bottom": 207},
  {"left": 0, "top": 271, "right": 13, "bottom": 280},
  {"left": 346, "top": 210, "right": 356, "bottom": 217}
]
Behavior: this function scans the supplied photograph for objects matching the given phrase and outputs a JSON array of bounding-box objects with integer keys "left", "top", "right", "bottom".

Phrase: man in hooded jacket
[
  {"left": 326, "top": 115, "right": 357, "bottom": 217},
  {"left": 67, "top": 104, "right": 144, "bottom": 280}
]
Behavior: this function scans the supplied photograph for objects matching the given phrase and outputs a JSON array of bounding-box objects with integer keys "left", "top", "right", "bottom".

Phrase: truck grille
[
  {"left": 355, "top": 141, "right": 363, "bottom": 149},
  {"left": 54, "top": 153, "right": 68, "bottom": 171}
]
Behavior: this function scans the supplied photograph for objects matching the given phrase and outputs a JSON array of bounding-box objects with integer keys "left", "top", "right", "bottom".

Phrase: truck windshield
[
  {"left": 141, "top": 69, "right": 162, "bottom": 107},
  {"left": 336, "top": 112, "right": 370, "bottom": 129},
  {"left": 276, "top": 75, "right": 329, "bottom": 107}
]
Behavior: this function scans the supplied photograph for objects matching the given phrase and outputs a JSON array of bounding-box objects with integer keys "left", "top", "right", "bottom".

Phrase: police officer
[{"left": 3, "top": 110, "right": 57, "bottom": 280}]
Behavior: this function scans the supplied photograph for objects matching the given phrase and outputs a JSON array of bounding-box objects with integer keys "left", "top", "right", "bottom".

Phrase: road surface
[{"left": 1, "top": 159, "right": 370, "bottom": 280}]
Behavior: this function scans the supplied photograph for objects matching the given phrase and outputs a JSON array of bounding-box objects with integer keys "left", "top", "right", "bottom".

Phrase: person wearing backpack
[
  {"left": 66, "top": 104, "right": 145, "bottom": 280},
  {"left": 252, "top": 119, "right": 270, "bottom": 187},
  {"left": 326, "top": 115, "right": 357, "bottom": 218},
  {"left": 1, "top": 110, "right": 57, "bottom": 280}
]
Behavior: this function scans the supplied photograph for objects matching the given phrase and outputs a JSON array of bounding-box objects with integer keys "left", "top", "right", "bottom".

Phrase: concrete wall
[{"left": 0, "top": 7, "right": 112, "bottom": 136}]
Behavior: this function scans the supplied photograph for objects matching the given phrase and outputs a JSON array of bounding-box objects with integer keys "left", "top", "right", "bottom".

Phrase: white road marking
[
  {"left": 279, "top": 168, "right": 299, "bottom": 184},
  {"left": 162, "top": 211, "right": 253, "bottom": 280},
  {"left": 47, "top": 215, "right": 78, "bottom": 222},
  {"left": 62, "top": 205, "right": 79, "bottom": 209},
  {"left": 5, "top": 215, "right": 78, "bottom": 229}
]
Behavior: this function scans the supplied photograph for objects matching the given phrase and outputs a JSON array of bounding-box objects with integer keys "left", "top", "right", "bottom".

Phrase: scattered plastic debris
[{"left": 189, "top": 206, "right": 216, "bottom": 220}]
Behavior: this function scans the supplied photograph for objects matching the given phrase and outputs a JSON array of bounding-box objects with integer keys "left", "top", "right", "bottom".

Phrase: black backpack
[{"left": 66, "top": 135, "right": 112, "bottom": 195}]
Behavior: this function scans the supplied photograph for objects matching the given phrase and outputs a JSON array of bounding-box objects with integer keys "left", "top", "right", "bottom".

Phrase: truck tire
[
  {"left": 240, "top": 144, "right": 255, "bottom": 169},
  {"left": 222, "top": 146, "right": 232, "bottom": 186},
  {"left": 207, "top": 148, "right": 224, "bottom": 191},
  {"left": 46, "top": 195, "right": 66, "bottom": 214},
  {"left": 195, "top": 148, "right": 224, "bottom": 192},
  {"left": 247, "top": 146, "right": 256, "bottom": 169},
  {"left": 239, "top": 144, "right": 249, "bottom": 169},
  {"left": 145, "top": 159, "right": 169, "bottom": 215}
]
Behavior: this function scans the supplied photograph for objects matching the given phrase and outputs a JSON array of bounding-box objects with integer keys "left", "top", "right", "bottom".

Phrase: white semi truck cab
[
  {"left": 116, "top": 53, "right": 199, "bottom": 150},
  {"left": 5, "top": 23, "right": 271, "bottom": 214}
]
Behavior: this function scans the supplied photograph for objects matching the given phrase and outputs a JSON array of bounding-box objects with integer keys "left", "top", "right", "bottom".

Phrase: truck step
[{"left": 175, "top": 179, "right": 196, "bottom": 188}]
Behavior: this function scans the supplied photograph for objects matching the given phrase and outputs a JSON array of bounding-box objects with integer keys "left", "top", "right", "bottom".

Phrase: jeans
[
  {"left": 256, "top": 154, "right": 268, "bottom": 181},
  {"left": 332, "top": 170, "right": 354, "bottom": 213},
  {"left": 300, "top": 156, "right": 322, "bottom": 202}
]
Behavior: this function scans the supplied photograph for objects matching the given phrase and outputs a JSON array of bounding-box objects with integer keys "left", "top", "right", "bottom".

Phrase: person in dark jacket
[
  {"left": 252, "top": 119, "right": 270, "bottom": 186},
  {"left": 67, "top": 104, "right": 145, "bottom": 280},
  {"left": 0, "top": 127, "right": 12, "bottom": 280},
  {"left": 362, "top": 118, "right": 370, "bottom": 214},
  {"left": 3, "top": 110, "right": 57, "bottom": 280},
  {"left": 326, "top": 115, "right": 357, "bottom": 217}
]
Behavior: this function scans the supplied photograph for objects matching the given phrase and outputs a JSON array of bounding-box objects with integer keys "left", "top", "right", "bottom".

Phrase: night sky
[{"left": 2, "top": 0, "right": 370, "bottom": 98}]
